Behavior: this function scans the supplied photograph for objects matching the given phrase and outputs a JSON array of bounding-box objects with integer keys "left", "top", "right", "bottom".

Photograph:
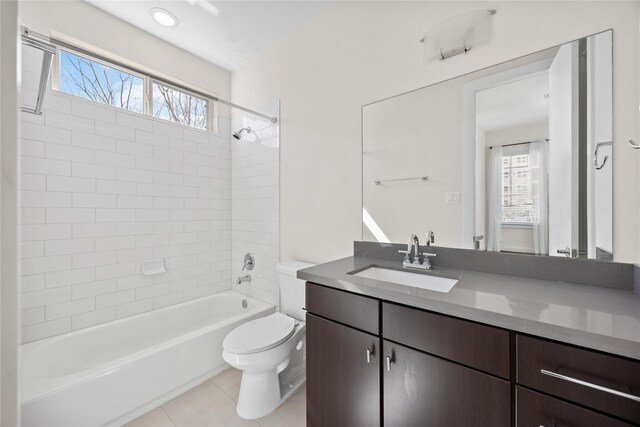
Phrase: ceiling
[
  {"left": 85, "top": 0, "right": 330, "bottom": 71},
  {"left": 475, "top": 71, "right": 549, "bottom": 134}
]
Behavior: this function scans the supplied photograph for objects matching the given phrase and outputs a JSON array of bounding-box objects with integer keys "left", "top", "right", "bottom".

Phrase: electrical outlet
[{"left": 446, "top": 192, "right": 460, "bottom": 204}]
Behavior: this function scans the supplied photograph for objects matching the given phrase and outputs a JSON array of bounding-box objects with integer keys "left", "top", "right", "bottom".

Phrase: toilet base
[
  {"left": 235, "top": 367, "right": 305, "bottom": 420},
  {"left": 236, "top": 369, "right": 281, "bottom": 420}
]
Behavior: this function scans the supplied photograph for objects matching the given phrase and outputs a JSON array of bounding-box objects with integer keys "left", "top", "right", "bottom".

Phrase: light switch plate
[{"left": 446, "top": 192, "right": 460, "bottom": 204}]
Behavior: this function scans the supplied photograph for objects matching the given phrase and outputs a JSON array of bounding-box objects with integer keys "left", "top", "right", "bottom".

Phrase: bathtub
[{"left": 21, "top": 290, "right": 274, "bottom": 427}]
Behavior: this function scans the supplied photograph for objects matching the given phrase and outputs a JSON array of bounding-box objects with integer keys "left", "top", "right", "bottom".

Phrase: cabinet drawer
[
  {"left": 516, "top": 386, "right": 633, "bottom": 427},
  {"left": 306, "top": 282, "right": 379, "bottom": 334},
  {"left": 383, "top": 302, "right": 510, "bottom": 378},
  {"left": 517, "top": 335, "right": 640, "bottom": 423}
]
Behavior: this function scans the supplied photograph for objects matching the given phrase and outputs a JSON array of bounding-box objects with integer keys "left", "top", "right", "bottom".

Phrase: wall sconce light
[{"left": 421, "top": 9, "right": 497, "bottom": 62}]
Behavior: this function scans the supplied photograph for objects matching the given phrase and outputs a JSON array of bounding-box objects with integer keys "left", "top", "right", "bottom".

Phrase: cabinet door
[
  {"left": 516, "top": 386, "right": 634, "bottom": 427},
  {"left": 383, "top": 340, "right": 510, "bottom": 427},
  {"left": 306, "top": 314, "right": 380, "bottom": 427}
]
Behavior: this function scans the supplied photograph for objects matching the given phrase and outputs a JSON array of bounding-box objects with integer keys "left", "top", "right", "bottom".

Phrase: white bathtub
[{"left": 21, "top": 291, "right": 274, "bottom": 427}]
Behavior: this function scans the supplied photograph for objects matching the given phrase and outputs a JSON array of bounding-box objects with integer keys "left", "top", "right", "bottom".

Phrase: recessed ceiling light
[{"left": 150, "top": 8, "right": 179, "bottom": 27}]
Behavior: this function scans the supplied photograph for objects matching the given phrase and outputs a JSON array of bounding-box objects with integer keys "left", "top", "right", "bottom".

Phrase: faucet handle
[
  {"left": 420, "top": 252, "right": 436, "bottom": 270},
  {"left": 426, "top": 230, "right": 435, "bottom": 246},
  {"left": 398, "top": 250, "right": 410, "bottom": 261}
]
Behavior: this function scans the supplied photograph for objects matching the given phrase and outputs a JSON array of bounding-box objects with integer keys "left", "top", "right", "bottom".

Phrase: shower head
[{"left": 232, "top": 127, "right": 251, "bottom": 140}]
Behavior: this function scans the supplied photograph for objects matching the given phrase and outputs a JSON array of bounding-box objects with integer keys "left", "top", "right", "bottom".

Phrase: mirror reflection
[{"left": 363, "top": 30, "right": 612, "bottom": 259}]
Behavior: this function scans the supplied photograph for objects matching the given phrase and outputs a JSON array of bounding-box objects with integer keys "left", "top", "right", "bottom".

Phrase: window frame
[
  {"left": 53, "top": 46, "right": 149, "bottom": 114},
  {"left": 150, "top": 78, "right": 210, "bottom": 131},
  {"left": 52, "top": 43, "right": 216, "bottom": 132}
]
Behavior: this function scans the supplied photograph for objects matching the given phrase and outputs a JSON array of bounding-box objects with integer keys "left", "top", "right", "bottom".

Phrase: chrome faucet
[
  {"left": 398, "top": 234, "right": 437, "bottom": 270},
  {"left": 237, "top": 274, "right": 251, "bottom": 285}
]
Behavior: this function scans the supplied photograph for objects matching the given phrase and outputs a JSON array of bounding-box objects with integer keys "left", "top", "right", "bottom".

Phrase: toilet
[{"left": 222, "top": 260, "right": 313, "bottom": 420}]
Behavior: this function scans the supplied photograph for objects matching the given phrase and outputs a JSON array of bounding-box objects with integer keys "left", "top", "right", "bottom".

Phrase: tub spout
[{"left": 237, "top": 274, "right": 251, "bottom": 285}]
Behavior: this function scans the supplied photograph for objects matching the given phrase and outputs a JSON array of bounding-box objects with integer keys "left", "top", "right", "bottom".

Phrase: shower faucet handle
[{"left": 242, "top": 253, "right": 255, "bottom": 271}]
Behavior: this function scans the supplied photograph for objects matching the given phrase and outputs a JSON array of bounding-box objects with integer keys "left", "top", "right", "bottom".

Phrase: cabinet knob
[
  {"left": 366, "top": 345, "right": 375, "bottom": 363},
  {"left": 386, "top": 355, "right": 392, "bottom": 371}
]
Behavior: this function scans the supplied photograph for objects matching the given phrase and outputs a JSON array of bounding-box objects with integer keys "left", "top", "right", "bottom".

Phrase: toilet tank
[{"left": 277, "top": 260, "right": 314, "bottom": 320}]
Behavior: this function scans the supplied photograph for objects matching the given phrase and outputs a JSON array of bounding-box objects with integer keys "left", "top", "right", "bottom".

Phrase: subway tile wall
[
  {"left": 19, "top": 49, "right": 233, "bottom": 342},
  {"left": 230, "top": 117, "right": 280, "bottom": 307}
]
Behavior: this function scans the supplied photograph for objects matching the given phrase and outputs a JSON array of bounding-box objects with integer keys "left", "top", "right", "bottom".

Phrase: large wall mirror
[{"left": 363, "top": 30, "right": 612, "bottom": 260}]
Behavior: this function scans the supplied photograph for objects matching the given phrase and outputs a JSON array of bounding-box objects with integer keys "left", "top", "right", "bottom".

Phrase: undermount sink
[{"left": 351, "top": 266, "right": 458, "bottom": 293}]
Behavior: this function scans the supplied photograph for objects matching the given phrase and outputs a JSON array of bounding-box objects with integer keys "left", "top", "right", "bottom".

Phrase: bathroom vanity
[
  {"left": 300, "top": 242, "right": 640, "bottom": 427},
  {"left": 313, "top": 24, "right": 640, "bottom": 427}
]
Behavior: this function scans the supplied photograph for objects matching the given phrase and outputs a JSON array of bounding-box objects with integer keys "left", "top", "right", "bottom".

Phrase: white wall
[
  {"left": 1, "top": 0, "right": 20, "bottom": 424},
  {"left": 484, "top": 122, "right": 548, "bottom": 147},
  {"left": 19, "top": 0, "right": 230, "bottom": 100},
  {"left": 231, "top": 1, "right": 640, "bottom": 264},
  {"left": 363, "top": 77, "right": 464, "bottom": 248},
  {"left": 230, "top": 114, "right": 280, "bottom": 306}
]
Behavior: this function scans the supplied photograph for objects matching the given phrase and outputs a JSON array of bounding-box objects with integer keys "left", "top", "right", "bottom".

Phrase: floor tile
[
  {"left": 127, "top": 370, "right": 306, "bottom": 427},
  {"left": 257, "top": 392, "right": 306, "bottom": 427},
  {"left": 162, "top": 380, "right": 260, "bottom": 427},
  {"left": 124, "top": 407, "right": 175, "bottom": 427},
  {"left": 211, "top": 367, "right": 242, "bottom": 399}
]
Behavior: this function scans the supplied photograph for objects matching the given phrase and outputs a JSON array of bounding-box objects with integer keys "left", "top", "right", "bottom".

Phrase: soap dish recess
[{"left": 141, "top": 259, "right": 166, "bottom": 276}]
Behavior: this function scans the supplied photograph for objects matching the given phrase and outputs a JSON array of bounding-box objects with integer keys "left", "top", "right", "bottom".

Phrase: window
[
  {"left": 56, "top": 47, "right": 211, "bottom": 130},
  {"left": 501, "top": 152, "right": 538, "bottom": 224},
  {"left": 152, "top": 81, "right": 207, "bottom": 130},
  {"left": 59, "top": 50, "right": 144, "bottom": 113}
]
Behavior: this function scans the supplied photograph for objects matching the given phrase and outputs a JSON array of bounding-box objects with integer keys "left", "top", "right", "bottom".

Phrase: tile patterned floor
[{"left": 124, "top": 368, "right": 306, "bottom": 427}]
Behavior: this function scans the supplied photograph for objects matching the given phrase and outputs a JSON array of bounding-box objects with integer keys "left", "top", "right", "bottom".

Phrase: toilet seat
[{"left": 223, "top": 313, "right": 296, "bottom": 354}]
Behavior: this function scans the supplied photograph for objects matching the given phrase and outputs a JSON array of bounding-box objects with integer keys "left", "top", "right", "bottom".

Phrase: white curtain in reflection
[
  {"left": 530, "top": 140, "right": 549, "bottom": 255},
  {"left": 487, "top": 146, "right": 502, "bottom": 251}
]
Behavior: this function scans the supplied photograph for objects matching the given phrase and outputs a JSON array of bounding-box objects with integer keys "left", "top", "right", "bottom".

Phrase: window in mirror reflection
[
  {"left": 501, "top": 151, "right": 538, "bottom": 224},
  {"left": 487, "top": 141, "right": 548, "bottom": 255}
]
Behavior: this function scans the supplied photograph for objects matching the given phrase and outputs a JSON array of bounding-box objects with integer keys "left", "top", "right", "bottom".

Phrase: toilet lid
[{"left": 223, "top": 313, "right": 296, "bottom": 354}]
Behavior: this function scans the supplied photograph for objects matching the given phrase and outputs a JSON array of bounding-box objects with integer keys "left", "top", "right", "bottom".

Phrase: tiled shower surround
[
  {"left": 19, "top": 57, "right": 279, "bottom": 343},
  {"left": 231, "top": 116, "right": 280, "bottom": 306}
]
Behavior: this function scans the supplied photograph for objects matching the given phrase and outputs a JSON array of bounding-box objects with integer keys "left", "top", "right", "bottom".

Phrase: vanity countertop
[{"left": 298, "top": 255, "right": 640, "bottom": 360}]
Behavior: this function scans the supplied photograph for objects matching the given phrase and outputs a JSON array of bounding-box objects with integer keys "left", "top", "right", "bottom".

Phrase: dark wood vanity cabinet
[
  {"left": 306, "top": 313, "right": 381, "bottom": 427},
  {"left": 305, "top": 281, "right": 640, "bottom": 426},
  {"left": 306, "top": 282, "right": 510, "bottom": 427}
]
